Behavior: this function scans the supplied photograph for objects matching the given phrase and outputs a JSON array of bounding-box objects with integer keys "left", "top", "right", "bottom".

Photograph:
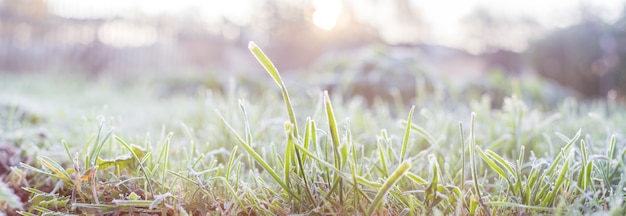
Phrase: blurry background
[{"left": 1, "top": 0, "right": 625, "bottom": 101}]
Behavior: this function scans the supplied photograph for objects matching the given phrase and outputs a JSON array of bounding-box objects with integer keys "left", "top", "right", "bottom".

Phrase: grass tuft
[{"left": 3, "top": 41, "right": 626, "bottom": 215}]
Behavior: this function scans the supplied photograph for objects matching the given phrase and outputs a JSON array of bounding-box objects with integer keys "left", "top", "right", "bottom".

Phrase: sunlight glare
[{"left": 312, "top": 0, "right": 341, "bottom": 30}]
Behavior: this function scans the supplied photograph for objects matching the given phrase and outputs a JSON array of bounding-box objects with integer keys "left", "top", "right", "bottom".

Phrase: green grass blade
[
  {"left": 248, "top": 41, "right": 299, "bottom": 137},
  {"left": 217, "top": 112, "right": 301, "bottom": 202},
  {"left": 400, "top": 106, "right": 416, "bottom": 162},
  {"left": 378, "top": 141, "right": 389, "bottom": 177},
  {"left": 112, "top": 199, "right": 153, "bottom": 207},
  {"left": 247, "top": 41, "right": 282, "bottom": 89},
  {"left": 70, "top": 203, "right": 116, "bottom": 212},
  {"left": 226, "top": 146, "right": 238, "bottom": 182},
  {"left": 458, "top": 122, "right": 466, "bottom": 193},
  {"left": 406, "top": 172, "right": 428, "bottom": 185},
  {"left": 323, "top": 90, "right": 344, "bottom": 203},
  {"left": 349, "top": 162, "right": 362, "bottom": 213},
  {"left": 608, "top": 135, "right": 616, "bottom": 159},
  {"left": 302, "top": 117, "right": 313, "bottom": 163},
  {"left": 294, "top": 137, "right": 316, "bottom": 206},
  {"left": 62, "top": 139, "right": 72, "bottom": 162},
  {"left": 577, "top": 140, "right": 588, "bottom": 191},
  {"left": 578, "top": 161, "right": 592, "bottom": 191},
  {"left": 114, "top": 136, "right": 154, "bottom": 199},
  {"left": 239, "top": 100, "right": 253, "bottom": 146},
  {"left": 469, "top": 112, "right": 490, "bottom": 215},
  {"left": 487, "top": 201, "right": 554, "bottom": 211},
  {"left": 540, "top": 150, "right": 573, "bottom": 206},
  {"left": 324, "top": 91, "right": 341, "bottom": 158},
  {"left": 90, "top": 126, "right": 114, "bottom": 167},
  {"left": 525, "top": 168, "right": 540, "bottom": 205},
  {"left": 284, "top": 122, "right": 294, "bottom": 188},
  {"left": 292, "top": 141, "right": 345, "bottom": 176},
  {"left": 584, "top": 161, "right": 595, "bottom": 191},
  {"left": 425, "top": 154, "right": 440, "bottom": 206},
  {"left": 157, "top": 132, "right": 172, "bottom": 182},
  {"left": 38, "top": 155, "right": 73, "bottom": 183},
  {"left": 366, "top": 160, "right": 411, "bottom": 216},
  {"left": 475, "top": 148, "right": 509, "bottom": 183},
  {"left": 546, "top": 130, "right": 580, "bottom": 177},
  {"left": 408, "top": 123, "right": 437, "bottom": 146},
  {"left": 19, "top": 163, "right": 55, "bottom": 178},
  {"left": 580, "top": 139, "right": 588, "bottom": 165},
  {"left": 17, "top": 211, "right": 37, "bottom": 216},
  {"left": 469, "top": 113, "right": 480, "bottom": 196},
  {"left": 216, "top": 177, "right": 247, "bottom": 211},
  {"left": 485, "top": 150, "right": 515, "bottom": 177}
]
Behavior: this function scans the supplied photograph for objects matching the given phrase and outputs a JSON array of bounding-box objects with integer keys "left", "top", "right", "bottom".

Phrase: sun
[{"left": 312, "top": 0, "right": 341, "bottom": 30}]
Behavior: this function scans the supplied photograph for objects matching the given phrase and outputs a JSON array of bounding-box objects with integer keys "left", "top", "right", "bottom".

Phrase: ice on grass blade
[
  {"left": 156, "top": 132, "right": 172, "bottom": 182},
  {"left": 248, "top": 41, "right": 299, "bottom": 137},
  {"left": 323, "top": 90, "right": 346, "bottom": 203},
  {"left": 408, "top": 123, "right": 437, "bottom": 146},
  {"left": 114, "top": 136, "right": 154, "bottom": 199},
  {"left": 89, "top": 124, "right": 114, "bottom": 167},
  {"left": 468, "top": 112, "right": 491, "bottom": 216},
  {"left": 217, "top": 111, "right": 302, "bottom": 202},
  {"left": 284, "top": 121, "right": 294, "bottom": 188},
  {"left": 226, "top": 146, "right": 238, "bottom": 182},
  {"left": 476, "top": 148, "right": 508, "bottom": 181},
  {"left": 540, "top": 149, "right": 574, "bottom": 207},
  {"left": 425, "top": 154, "right": 441, "bottom": 207},
  {"left": 150, "top": 192, "right": 173, "bottom": 210},
  {"left": 38, "top": 155, "right": 73, "bottom": 183},
  {"left": 324, "top": 91, "right": 341, "bottom": 150},
  {"left": 248, "top": 41, "right": 282, "bottom": 88},
  {"left": 400, "top": 106, "right": 416, "bottom": 162},
  {"left": 366, "top": 160, "right": 411, "bottom": 216},
  {"left": 0, "top": 180, "right": 23, "bottom": 210}
]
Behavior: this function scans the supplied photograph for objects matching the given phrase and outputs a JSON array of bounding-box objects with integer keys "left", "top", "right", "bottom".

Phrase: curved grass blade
[
  {"left": 366, "top": 161, "right": 411, "bottom": 216},
  {"left": 90, "top": 125, "right": 114, "bottom": 167},
  {"left": 469, "top": 112, "right": 490, "bottom": 216},
  {"left": 38, "top": 155, "right": 73, "bottom": 183},
  {"left": 226, "top": 146, "right": 239, "bottom": 182},
  {"left": 487, "top": 201, "right": 554, "bottom": 211},
  {"left": 408, "top": 123, "right": 437, "bottom": 146},
  {"left": 476, "top": 147, "right": 512, "bottom": 190},
  {"left": 217, "top": 112, "right": 301, "bottom": 202},
  {"left": 400, "top": 106, "right": 416, "bottom": 162},
  {"left": 607, "top": 135, "right": 616, "bottom": 159},
  {"left": 324, "top": 91, "right": 344, "bottom": 203},
  {"left": 486, "top": 150, "right": 515, "bottom": 177},
  {"left": 284, "top": 122, "right": 294, "bottom": 187},
  {"left": 157, "top": 132, "right": 172, "bottom": 181},
  {"left": 324, "top": 91, "right": 341, "bottom": 155},
  {"left": 406, "top": 172, "right": 428, "bottom": 185},
  {"left": 458, "top": 122, "right": 465, "bottom": 193},
  {"left": 248, "top": 41, "right": 299, "bottom": 137},
  {"left": 114, "top": 136, "right": 154, "bottom": 199},
  {"left": 425, "top": 154, "right": 440, "bottom": 207},
  {"left": 540, "top": 150, "right": 573, "bottom": 206}
]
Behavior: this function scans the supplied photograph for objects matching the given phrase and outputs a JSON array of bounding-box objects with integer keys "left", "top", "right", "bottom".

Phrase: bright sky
[
  {"left": 47, "top": 0, "right": 256, "bottom": 25},
  {"left": 349, "top": 0, "right": 625, "bottom": 52},
  {"left": 47, "top": 0, "right": 625, "bottom": 51}
]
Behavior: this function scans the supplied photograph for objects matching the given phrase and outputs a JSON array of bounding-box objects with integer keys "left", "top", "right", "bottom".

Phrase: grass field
[{"left": 1, "top": 43, "right": 626, "bottom": 215}]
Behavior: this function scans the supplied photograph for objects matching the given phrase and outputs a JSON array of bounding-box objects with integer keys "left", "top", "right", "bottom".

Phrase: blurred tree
[
  {"left": 2, "top": 0, "right": 49, "bottom": 22},
  {"left": 529, "top": 18, "right": 622, "bottom": 98},
  {"left": 608, "top": 7, "right": 626, "bottom": 99},
  {"left": 461, "top": 8, "right": 543, "bottom": 53},
  {"left": 0, "top": 0, "right": 51, "bottom": 71}
]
